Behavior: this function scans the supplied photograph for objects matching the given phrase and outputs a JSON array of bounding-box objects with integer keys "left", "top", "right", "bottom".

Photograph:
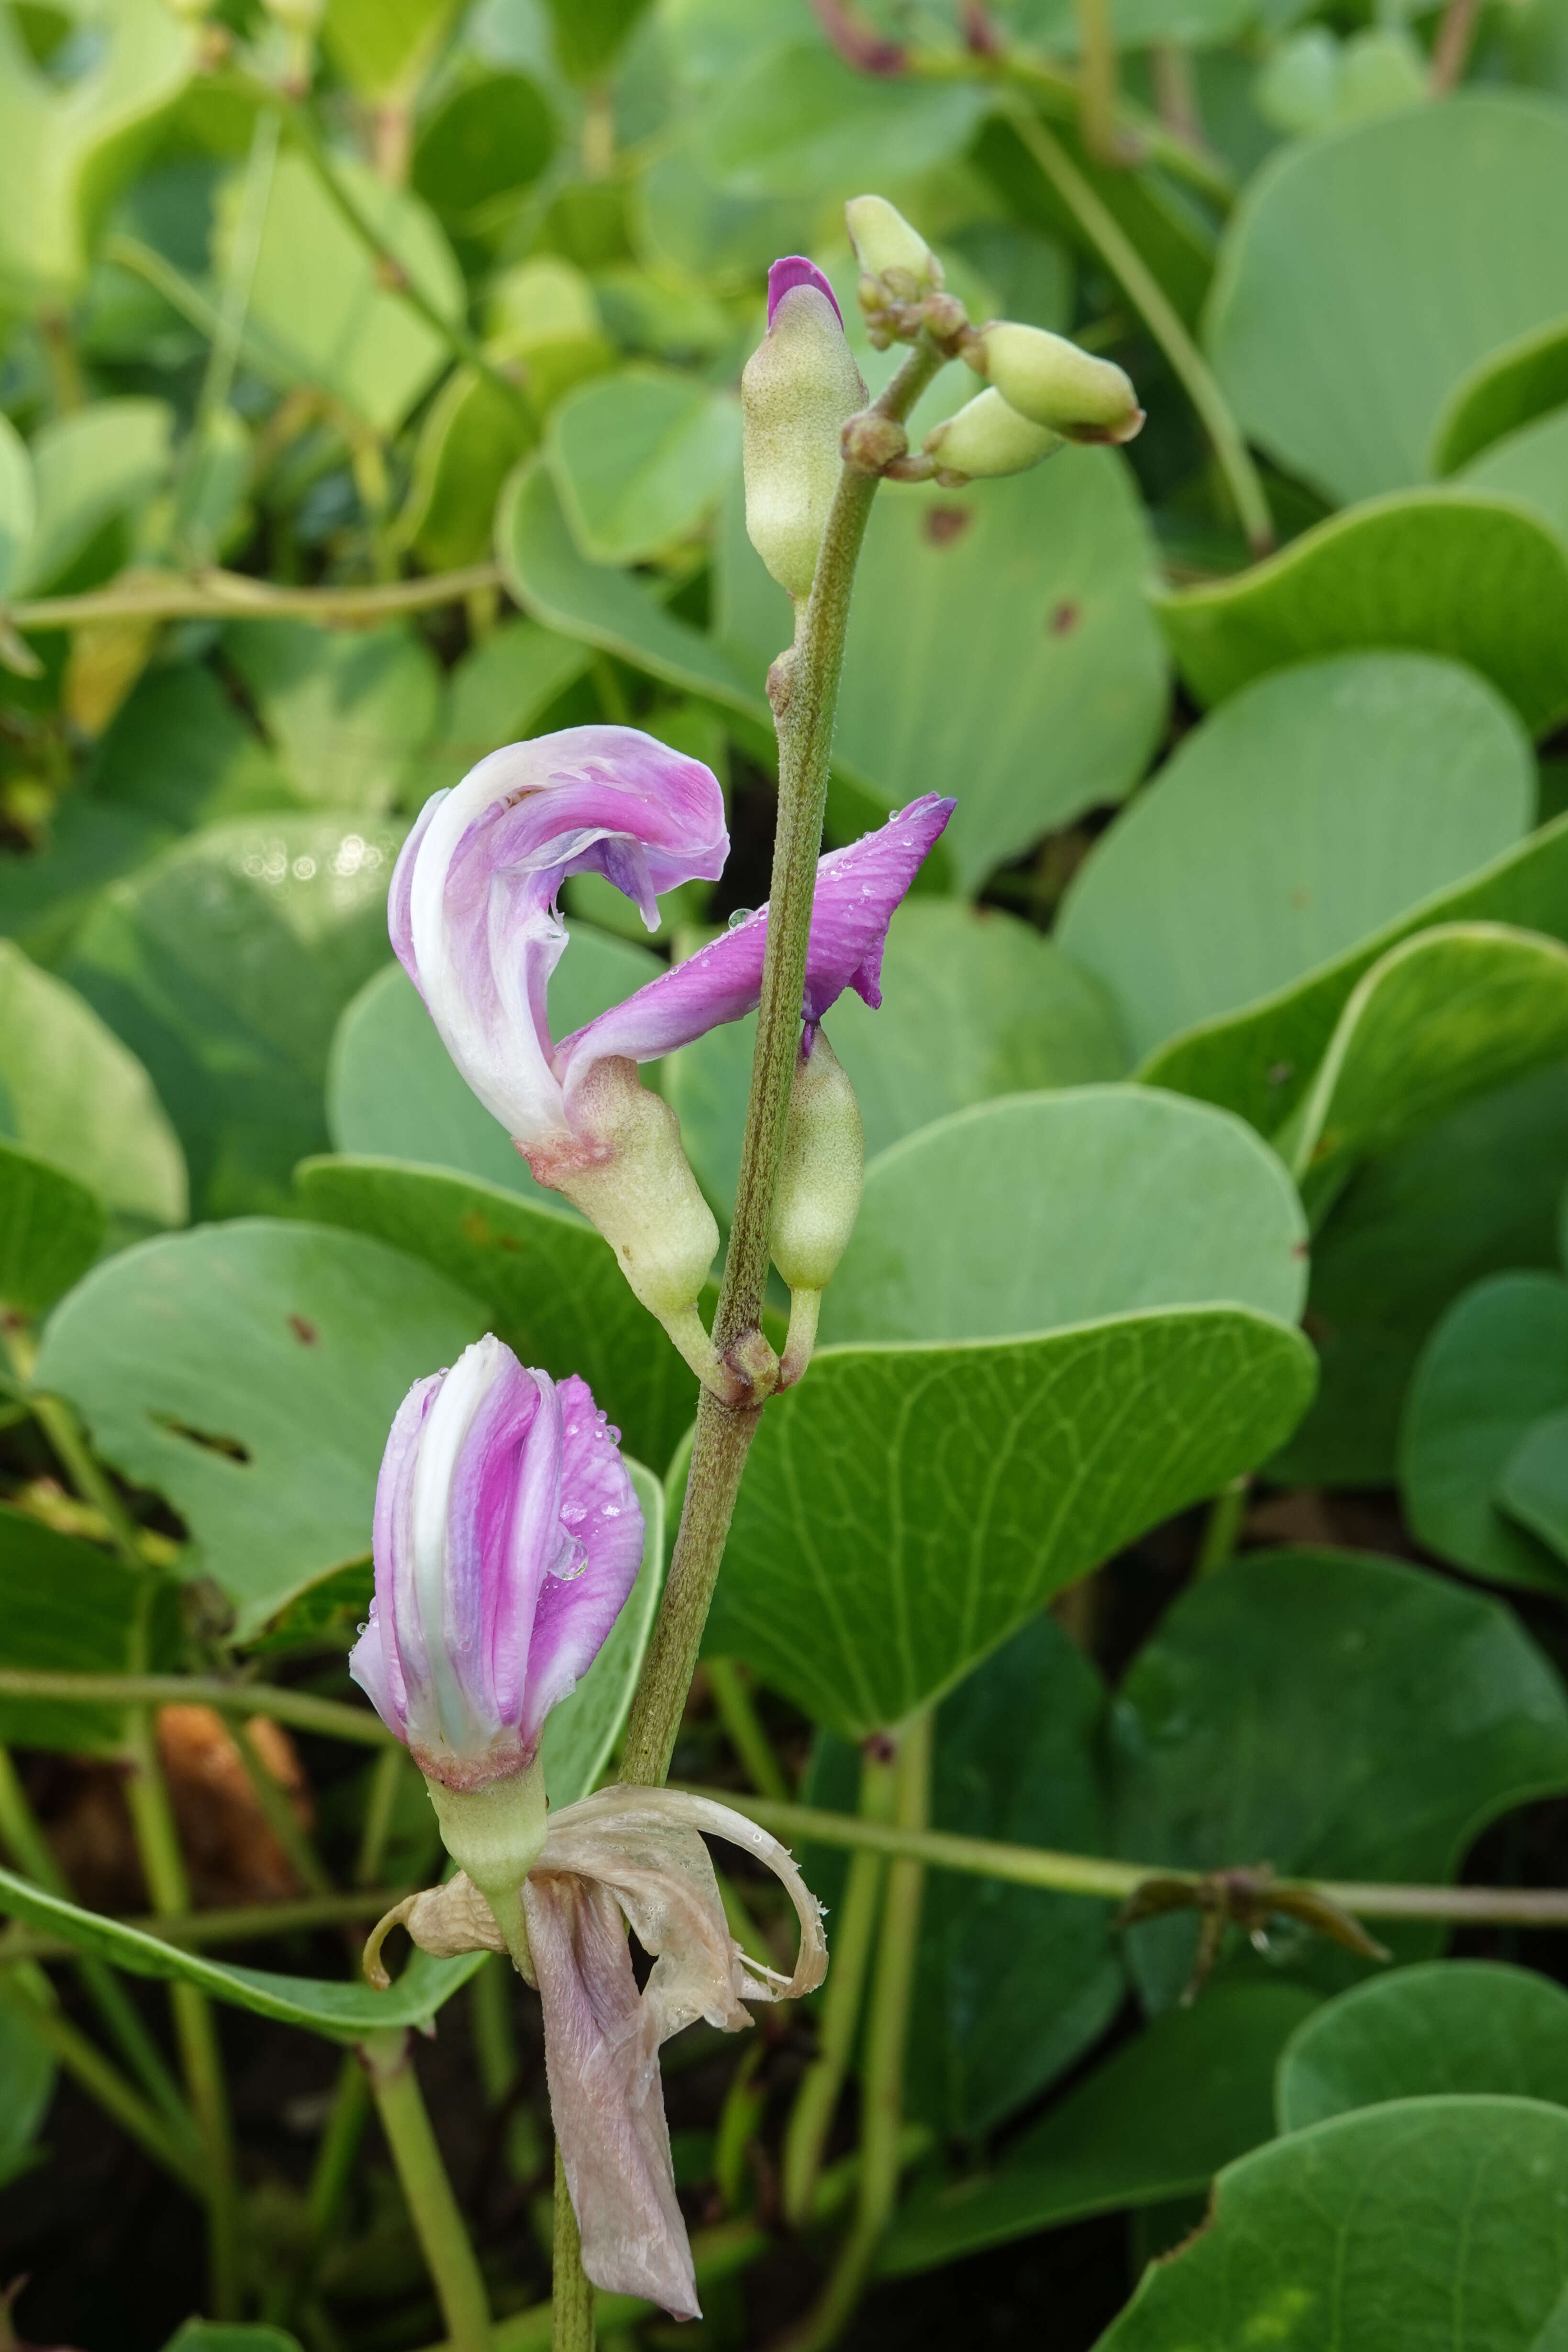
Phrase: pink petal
[
  {"left": 518, "top": 1376, "right": 645, "bottom": 1755},
  {"left": 767, "top": 255, "right": 843, "bottom": 327},
  {"left": 556, "top": 795, "right": 953, "bottom": 1110}
]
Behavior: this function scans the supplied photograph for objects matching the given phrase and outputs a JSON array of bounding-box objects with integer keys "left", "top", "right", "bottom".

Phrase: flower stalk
[{"left": 360, "top": 2028, "right": 494, "bottom": 2352}]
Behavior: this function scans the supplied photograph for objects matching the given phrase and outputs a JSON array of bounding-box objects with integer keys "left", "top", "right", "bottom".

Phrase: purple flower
[
  {"left": 349, "top": 1337, "right": 644, "bottom": 1792},
  {"left": 389, "top": 724, "right": 729, "bottom": 1156},
  {"left": 767, "top": 255, "right": 843, "bottom": 326}
]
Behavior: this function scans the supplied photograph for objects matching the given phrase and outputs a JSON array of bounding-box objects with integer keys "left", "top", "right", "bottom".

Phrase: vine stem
[
  {"left": 360, "top": 2029, "right": 493, "bottom": 2352},
  {"left": 618, "top": 330, "right": 947, "bottom": 1796},
  {"left": 4, "top": 560, "right": 504, "bottom": 636},
  {"left": 784, "top": 1712, "right": 933, "bottom": 2350},
  {"left": 0, "top": 1669, "right": 392, "bottom": 1745},
  {"left": 1005, "top": 107, "right": 1275, "bottom": 554}
]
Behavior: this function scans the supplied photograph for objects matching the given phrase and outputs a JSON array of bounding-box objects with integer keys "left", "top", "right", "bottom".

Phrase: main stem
[{"left": 618, "top": 334, "right": 945, "bottom": 1793}]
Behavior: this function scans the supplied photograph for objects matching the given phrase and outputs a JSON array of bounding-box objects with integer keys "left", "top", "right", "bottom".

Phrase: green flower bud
[
  {"left": 923, "top": 388, "right": 1065, "bottom": 483},
  {"left": 977, "top": 322, "right": 1143, "bottom": 445},
  {"left": 742, "top": 259, "right": 868, "bottom": 599},
  {"left": 771, "top": 1027, "right": 864, "bottom": 1295},
  {"left": 845, "top": 195, "right": 944, "bottom": 299}
]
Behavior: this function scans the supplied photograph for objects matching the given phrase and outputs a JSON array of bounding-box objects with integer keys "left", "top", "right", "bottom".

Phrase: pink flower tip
[{"left": 767, "top": 256, "right": 843, "bottom": 328}]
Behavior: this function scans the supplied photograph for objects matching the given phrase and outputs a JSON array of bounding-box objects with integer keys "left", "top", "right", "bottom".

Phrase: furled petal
[
  {"left": 767, "top": 255, "right": 843, "bottom": 326},
  {"left": 517, "top": 1376, "right": 645, "bottom": 1756},
  {"left": 390, "top": 728, "right": 728, "bottom": 1147},
  {"left": 556, "top": 795, "right": 953, "bottom": 1116}
]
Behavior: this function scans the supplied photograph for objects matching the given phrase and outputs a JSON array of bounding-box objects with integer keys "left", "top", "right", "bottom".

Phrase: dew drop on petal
[{"left": 728, "top": 907, "right": 754, "bottom": 929}]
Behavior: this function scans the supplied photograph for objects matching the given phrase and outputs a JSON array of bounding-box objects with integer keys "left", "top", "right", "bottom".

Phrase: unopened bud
[
  {"left": 976, "top": 322, "right": 1143, "bottom": 445},
  {"left": 923, "top": 388, "right": 1064, "bottom": 483},
  {"left": 841, "top": 412, "right": 908, "bottom": 475},
  {"left": 743, "top": 258, "right": 868, "bottom": 599},
  {"left": 845, "top": 196, "right": 944, "bottom": 297},
  {"left": 771, "top": 1027, "right": 864, "bottom": 1295}
]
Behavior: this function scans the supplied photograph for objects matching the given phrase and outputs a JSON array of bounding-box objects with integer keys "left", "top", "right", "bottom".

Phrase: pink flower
[{"left": 348, "top": 1337, "right": 643, "bottom": 1792}]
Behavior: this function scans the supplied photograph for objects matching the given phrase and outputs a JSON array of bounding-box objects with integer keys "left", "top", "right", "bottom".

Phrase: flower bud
[
  {"left": 923, "top": 388, "right": 1065, "bottom": 483},
  {"left": 742, "top": 257, "right": 867, "bottom": 599},
  {"left": 975, "top": 322, "right": 1144, "bottom": 445},
  {"left": 845, "top": 195, "right": 943, "bottom": 299},
  {"left": 772, "top": 1026, "right": 864, "bottom": 1295}
]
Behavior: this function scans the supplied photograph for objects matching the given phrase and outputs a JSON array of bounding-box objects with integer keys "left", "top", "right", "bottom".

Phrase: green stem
[
  {"left": 618, "top": 334, "right": 946, "bottom": 1795},
  {"left": 552, "top": 2144, "right": 595, "bottom": 2352},
  {"left": 706, "top": 1659, "right": 790, "bottom": 1802},
  {"left": 0, "top": 1670, "right": 391, "bottom": 1747},
  {"left": 788, "top": 1713, "right": 933, "bottom": 2350},
  {"left": 361, "top": 2029, "right": 493, "bottom": 2352},
  {"left": 6, "top": 560, "right": 505, "bottom": 636},
  {"left": 0, "top": 1887, "right": 411, "bottom": 1964},
  {"left": 781, "top": 1747, "right": 898, "bottom": 2229},
  {"left": 1, "top": 1964, "right": 207, "bottom": 2197},
  {"left": 1006, "top": 107, "right": 1274, "bottom": 554},
  {"left": 1195, "top": 1476, "right": 1248, "bottom": 1575},
  {"left": 230, "top": 1714, "right": 334, "bottom": 1896},
  {"left": 470, "top": 1954, "right": 519, "bottom": 2108},
  {"left": 123, "top": 1709, "right": 241, "bottom": 2319},
  {"left": 356, "top": 1744, "right": 408, "bottom": 1886},
  {"left": 1075, "top": 0, "right": 1120, "bottom": 161},
  {"left": 266, "top": 2052, "right": 372, "bottom": 2325},
  {"left": 28, "top": 1395, "right": 145, "bottom": 1568},
  {"left": 0, "top": 1745, "right": 192, "bottom": 2130}
]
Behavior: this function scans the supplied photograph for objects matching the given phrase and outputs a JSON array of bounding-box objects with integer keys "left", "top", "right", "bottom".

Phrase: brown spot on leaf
[
  {"left": 1048, "top": 599, "right": 1080, "bottom": 636},
  {"left": 923, "top": 504, "right": 972, "bottom": 547},
  {"left": 153, "top": 1415, "right": 250, "bottom": 1463},
  {"left": 288, "top": 1313, "right": 318, "bottom": 1345}
]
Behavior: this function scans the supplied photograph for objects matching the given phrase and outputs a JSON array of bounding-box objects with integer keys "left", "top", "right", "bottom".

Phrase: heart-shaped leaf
[
  {"left": 881, "top": 1981, "right": 1318, "bottom": 2276},
  {"left": 1094, "top": 2097, "right": 1568, "bottom": 2350},
  {"left": 296, "top": 1158, "right": 698, "bottom": 1472},
  {"left": 65, "top": 816, "right": 403, "bottom": 1220},
  {"left": 1206, "top": 93, "right": 1568, "bottom": 505},
  {"left": 1057, "top": 653, "right": 1533, "bottom": 1062},
  {"left": 33, "top": 1219, "right": 488, "bottom": 1637},
  {"left": 1156, "top": 492, "right": 1568, "bottom": 732},
  {"left": 704, "top": 1309, "right": 1315, "bottom": 1737},
  {"left": 823, "top": 1088, "right": 1307, "bottom": 1346},
  {"left": 1109, "top": 1549, "right": 1568, "bottom": 2009},
  {"left": 1277, "top": 1961, "right": 1568, "bottom": 2132}
]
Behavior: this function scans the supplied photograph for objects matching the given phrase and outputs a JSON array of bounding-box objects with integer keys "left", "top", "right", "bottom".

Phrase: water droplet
[
  {"left": 727, "top": 907, "right": 754, "bottom": 929},
  {"left": 603, "top": 1505, "right": 621, "bottom": 1518},
  {"left": 561, "top": 1501, "right": 588, "bottom": 1528}
]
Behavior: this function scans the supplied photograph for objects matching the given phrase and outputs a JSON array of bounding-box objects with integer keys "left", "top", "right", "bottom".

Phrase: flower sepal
[{"left": 423, "top": 1760, "right": 548, "bottom": 1972}]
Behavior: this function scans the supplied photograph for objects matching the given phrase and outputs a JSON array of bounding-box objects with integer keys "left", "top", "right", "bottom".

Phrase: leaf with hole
[
  {"left": 704, "top": 1309, "right": 1315, "bottom": 1738},
  {"left": 1056, "top": 654, "right": 1534, "bottom": 1063},
  {"left": 33, "top": 1219, "right": 489, "bottom": 1638}
]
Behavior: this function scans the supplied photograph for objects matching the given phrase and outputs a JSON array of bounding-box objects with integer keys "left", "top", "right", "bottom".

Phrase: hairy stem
[
  {"left": 781, "top": 1748, "right": 899, "bottom": 2228},
  {"left": 361, "top": 2029, "right": 493, "bottom": 2352},
  {"left": 552, "top": 2145, "right": 595, "bottom": 2352},
  {"left": 1007, "top": 107, "right": 1274, "bottom": 553},
  {"left": 618, "top": 335, "right": 945, "bottom": 1794},
  {"left": 788, "top": 1713, "right": 933, "bottom": 2349}
]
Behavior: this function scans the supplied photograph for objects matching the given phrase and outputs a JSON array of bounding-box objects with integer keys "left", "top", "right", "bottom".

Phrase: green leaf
[
  {"left": 226, "top": 150, "right": 463, "bottom": 435},
  {"left": 666, "top": 899, "right": 1127, "bottom": 1218},
  {"left": 905, "top": 1615, "right": 1125, "bottom": 2139},
  {"left": 546, "top": 369, "right": 741, "bottom": 566},
  {"left": 223, "top": 622, "right": 441, "bottom": 817},
  {"left": 1277, "top": 1067, "right": 1568, "bottom": 1487},
  {"left": 398, "top": 366, "right": 538, "bottom": 576},
  {"left": 91, "top": 663, "right": 298, "bottom": 832},
  {"left": 0, "top": 1503, "right": 178, "bottom": 1753},
  {"left": 0, "top": 1861, "right": 483, "bottom": 2041},
  {"left": 1498, "top": 1408, "right": 1568, "bottom": 1564},
  {"left": 430, "top": 620, "right": 593, "bottom": 791},
  {"left": 33, "top": 1219, "right": 488, "bottom": 1637},
  {"left": 1462, "top": 405, "right": 1568, "bottom": 545},
  {"left": 295, "top": 1158, "right": 699, "bottom": 1473},
  {"left": 1142, "top": 813, "right": 1568, "bottom": 1138},
  {"left": 0, "top": 410, "right": 36, "bottom": 599},
  {"left": 322, "top": 0, "right": 463, "bottom": 99},
  {"left": 705, "top": 1309, "right": 1316, "bottom": 1737},
  {"left": 0, "top": 1991, "right": 55, "bottom": 2192},
  {"left": 0, "top": 940, "right": 185, "bottom": 1231},
  {"left": 64, "top": 815, "right": 403, "bottom": 1220},
  {"left": 1206, "top": 93, "right": 1568, "bottom": 506},
  {"left": 325, "top": 922, "right": 661, "bottom": 1205},
  {"left": 718, "top": 452, "right": 1169, "bottom": 893},
  {"left": 1156, "top": 491, "right": 1568, "bottom": 733},
  {"left": 542, "top": 1459, "right": 664, "bottom": 1809},
  {"left": 411, "top": 73, "right": 556, "bottom": 226},
  {"left": 17, "top": 398, "right": 173, "bottom": 596},
  {"left": 1432, "top": 314, "right": 1568, "bottom": 475},
  {"left": 697, "top": 44, "right": 986, "bottom": 203},
  {"left": 823, "top": 1088, "right": 1308, "bottom": 1348},
  {"left": 543, "top": 0, "right": 655, "bottom": 79},
  {"left": 880, "top": 1982, "right": 1319, "bottom": 2276},
  {"left": 1093, "top": 2097, "right": 1568, "bottom": 2351},
  {"left": 1282, "top": 923, "right": 1568, "bottom": 1201},
  {"left": 1277, "top": 1961, "right": 1568, "bottom": 2132},
  {"left": 1401, "top": 1272, "right": 1568, "bottom": 1590},
  {"left": 1057, "top": 653, "right": 1533, "bottom": 1063},
  {"left": 1109, "top": 1549, "right": 1568, "bottom": 2009},
  {"left": 161, "top": 2326, "right": 303, "bottom": 2352},
  {"left": 497, "top": 457, "right": 768, "bottom": 725},
  {"left": 0, "top": 1139, "right": 105, "bottom": 1313}
]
